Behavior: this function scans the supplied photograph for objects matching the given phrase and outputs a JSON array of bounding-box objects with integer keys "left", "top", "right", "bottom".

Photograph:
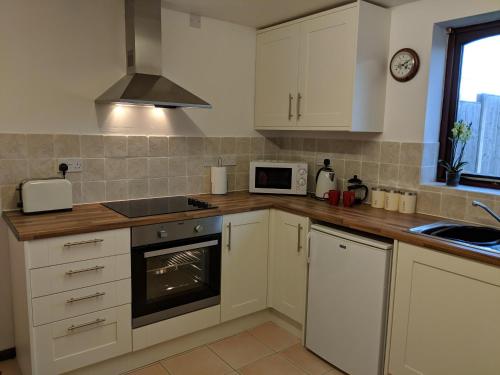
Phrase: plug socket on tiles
[{"left": 58, "top": 159, "right": 82, "bottom": 173}]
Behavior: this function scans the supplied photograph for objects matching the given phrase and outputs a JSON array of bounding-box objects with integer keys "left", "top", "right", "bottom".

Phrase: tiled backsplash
[{"left": 0, "top": 133, "right": 498, "bottom": 227}]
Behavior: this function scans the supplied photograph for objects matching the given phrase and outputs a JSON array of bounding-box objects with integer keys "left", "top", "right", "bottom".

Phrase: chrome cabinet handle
[
  {"left": 66, "top": 292, "right": 106, "bottom": 304},
  {"left": 288, "top": 93, "right": 294, "bottom": 120},
  {"left": 297, "top": 93, "right": 302, "bottom": 119},
  {"left": 66, "top": 265, "right": 105, "bottom": 276},
  {"left": 227, "top": 222, "right": 232, "bottom": 251},
  {"left": 67, "top": 318, "right": 106, "bottom": 332},
  {"left": 297, "top": 224, "right": 303, "bottom": 252},
  {"left": 64, "top": 239, "right": 104, "bottom": 248}
]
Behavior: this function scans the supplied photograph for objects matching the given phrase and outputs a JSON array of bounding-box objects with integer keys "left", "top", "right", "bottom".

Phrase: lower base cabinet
[
  {"left": 388, "top": 242, "right": 500, "bottom": 375},
  {"left": 268, "top": 210, "right": 309, "bottom": 324},
  {"left": 221, "top": 210, "right": 269, "bottom": 322}
]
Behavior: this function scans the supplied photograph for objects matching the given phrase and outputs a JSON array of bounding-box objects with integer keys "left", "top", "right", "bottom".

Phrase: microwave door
[{"left": 255, "top": 167, "right": 292, "bottom": 190}]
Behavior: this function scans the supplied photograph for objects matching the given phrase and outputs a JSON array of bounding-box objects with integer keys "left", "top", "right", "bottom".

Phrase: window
[{"left": 438, "top": 20, "right": 500, "bottom": 189}]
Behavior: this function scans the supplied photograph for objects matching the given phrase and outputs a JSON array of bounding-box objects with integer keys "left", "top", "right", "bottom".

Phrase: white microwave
[{"left": 249, "top": 160, "right": 308, "bottom": 196}]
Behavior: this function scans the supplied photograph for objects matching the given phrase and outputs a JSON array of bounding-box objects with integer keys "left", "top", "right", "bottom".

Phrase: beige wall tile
[
  {"left": 105, "top": 180, "right": 128, "bottom": 201},
  {"left": 361, "top": 161, "right": 380, "bottom": 183},
  {"left": 127, "top": 158, "right": 148, "bottom": 179},
  {"left": 104, "top": 136, "right": 127, "bottom": 157},
  {"left": 104, "top": 158, "right": 127, "bottom": 180},
  {"left": 29, "top": 159, "right": 56, "bottom": 179},
  {"left": 187, "top": 175, "right": 204, "bottom": 194},
  {"left": 236, "top": 155, "right": 250, "bottom": 173},
  {"left": 340, "top": 140, "right": 363, "bottom": 160},
  {"left": 440, "top": 194, "right": 466, "bottom": 220},
  {"left": 149, "top": 136, "right": 169, "bottom": 157},
  {"left": 398, "top": 166, "right": 420, "bottom": 188},
  {"left": 186, "top": 137, "right": 204, "bottom": 156},
  {"left": 82, "top": 181, "right": 105, "bottom": 203},
  {"left": 1, "top": 185, "right": 18, "bottom": 210},
  {"left": 203, "top": 174, "right": 211, "bottom": 193},
  {"left": 128, "top": 179, "right": 149, "bottom": 199},
  {"left": 379, "top": 164, "right": 399, "bottom": 186},
  {"left": 169, "top": 137, "right": 187, "bottom": 156},
  {"left": 236, "top": 138, "right": 251, "bottom": 154},
  {"left": 27, "top": 134, "right": 54, "bottom": 158},
  {"left": 54, "top": 135, "right": 80, "bottom": 157},
  {"left": 169, "top": 157, "right": 187, "bottom": 177},
  {"left": 0, "top": 159, "right": 28, "bottom": 185},
  {"left": 169, "top": 176, "right": 187, "bottom": 196},
  {"left": 380, "top": 142, "right": 400, "bottom": 164},
  {"left": 416, "top": 191, "right": 441, "bottom": 216},
  {"left": 81, "top": 135, "right": 104, "bottom": 157},
  {"left": 149, "top": 158, "right": 169, "bottom": 178},
  {"left": 303, "top": 138, "right": 316, "bottom": 153},
  {"left": 465, "top": 197, "right": 498, "bottom": 226},
  {"left": 250, "top": 137, "right": 264, "bottom": 154},
  {"left": 227, "top": 173, "right": 236, "bottom": 191},
  {"left": 72, "top": 182, "right": 82, "bottom": 204},
  {"left": 362, "top": 141, "right": 381, "bottom": 162},
  {"left": 221, "top": 137, "right": 236, "bottom": 154},
  {"left": 345, "top": 160, "right": 361, "bottom": 179},
  {"left": 82, "top": 159, "right": 105, "bottom": 181},
  {"left": 0, "top": 134, "right": 27, "bottom": 159},
  {"left": 331, "top": 159, "right": 345, "bottom": 179},
  {"left": 149, "top": 178, "right": 169, "bottom": 197},
  {"left": 205, "top": 137, "right": 221, "bottom": 156},
  {"left": 235, "top": 173, "right": 249, "bottom": 190},
  {"left": 187, "top": 156, "right": 206, "bottom": 176},
  {"left": 399, "top": 143, "right": 423, "bottom": 166},
  {"left": 127, "top": 136, "right": 148, "bottom": 157},
  {"left": 265, "top": 138, "right": 280, "bottom": 154}
]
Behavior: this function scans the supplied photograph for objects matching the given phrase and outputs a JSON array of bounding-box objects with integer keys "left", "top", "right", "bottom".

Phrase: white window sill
[{"left": 420, "top": 182, "right": 500, "bottom": 198}]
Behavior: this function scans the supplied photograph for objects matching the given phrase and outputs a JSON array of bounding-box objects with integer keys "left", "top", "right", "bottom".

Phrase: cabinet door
[
  {"left": 221, "top": 210, "right": 269, "bottom": 322},
  {"left": 268, "top": 210, "right": 309, "bottom": 324},
  {"left": 297, "top": 7, "right": 357, "bottom": 129},
  {"left": 255, "top": 24, "right": 300, "bottom": 128},
  {"left": 389, "top": 243, "right": 500, "bottom": 375}
]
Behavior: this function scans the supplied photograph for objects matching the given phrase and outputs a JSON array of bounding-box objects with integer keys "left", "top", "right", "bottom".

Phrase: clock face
[{"left": 390, "top": 48, "right": 419, "bottom": 82}]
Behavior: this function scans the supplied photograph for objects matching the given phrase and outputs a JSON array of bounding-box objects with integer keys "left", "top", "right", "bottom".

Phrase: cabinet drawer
[
  {"left": 27, "top": 228, "right": 130, "bottom": 269},
  {"left": 32, "top": 279, "right": 131, "bottom": 326},
  {"left": 30, "top": 254, "right": 130, "bottom": 298},
  {"left": 34, "top": 305, "right": 131, "bottom": 375}
]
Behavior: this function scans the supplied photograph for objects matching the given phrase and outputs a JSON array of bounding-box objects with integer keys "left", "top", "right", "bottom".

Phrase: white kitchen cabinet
[
  {"left": 268, "top": 210, "right": 309, "bottom": 324},
  {"left": 388, "top": 242, "right": 500, "bottom": 375},
  {"left": 255, "top": 1, "right": 389, "bottom": 132},
  {"left": 221, "top": 210, "right": 269, "bottom": 322}
]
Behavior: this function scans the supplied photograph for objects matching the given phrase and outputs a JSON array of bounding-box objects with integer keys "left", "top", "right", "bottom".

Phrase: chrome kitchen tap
[{"left": 472, "top": 201, "right": 500, "bottom": 223}]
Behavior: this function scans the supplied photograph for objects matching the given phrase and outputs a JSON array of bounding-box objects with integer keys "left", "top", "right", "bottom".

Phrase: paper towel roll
[{"left": 211, "top": 166, "right": 227, "bottom": 195}]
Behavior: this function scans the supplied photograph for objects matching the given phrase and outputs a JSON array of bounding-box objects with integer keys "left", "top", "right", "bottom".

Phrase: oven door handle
[{"left": 143, "top": 240, "right": 219, "bottom": 258}]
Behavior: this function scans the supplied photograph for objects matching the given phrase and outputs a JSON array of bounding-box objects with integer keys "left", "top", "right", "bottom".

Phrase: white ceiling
[{"left": 164, "top": 0, "right": 419, "bottom": 29}]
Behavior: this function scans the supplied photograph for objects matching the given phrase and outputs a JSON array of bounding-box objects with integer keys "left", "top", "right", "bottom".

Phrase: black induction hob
[{"left": 102, "top": 196, "right": 217, "bottom": 218}]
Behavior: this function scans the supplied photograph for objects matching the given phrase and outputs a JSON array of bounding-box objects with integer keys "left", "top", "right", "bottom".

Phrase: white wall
[
  {"left": 382, "top": 0, "right": 500, "bottom": 142},
  {"left": 0, "top": 1, "right": 257, "bottom": 136}
]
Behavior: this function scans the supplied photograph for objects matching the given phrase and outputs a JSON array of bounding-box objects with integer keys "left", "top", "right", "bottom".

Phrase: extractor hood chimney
[{"left": 95, "top": 0, "right": 211, "bottom": 109}]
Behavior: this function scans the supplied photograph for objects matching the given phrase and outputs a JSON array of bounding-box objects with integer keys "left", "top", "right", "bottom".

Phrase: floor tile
[
  {"left": 247, "top": 322, "right": 300, "bottom": 352},
  {"left": 239, "top": 353, "right": 307, "bottom": 375},
  {"left": 126, "top": 363, "right": 169, "bottom": 375},
  {"left": 161, "top": 346, "right": 233, "bottom": 375},
  {"left": 281, "top": 344, "right": 333, "bottom": 375},
  {"left": 208, "top": 331, "right": 273, "bottom": 369},
  {"left": 0, "top": 359, "right": 21, "bottom": 375},
  {"left": 325, "top": 368, "right": 347, "bottom": 375}
]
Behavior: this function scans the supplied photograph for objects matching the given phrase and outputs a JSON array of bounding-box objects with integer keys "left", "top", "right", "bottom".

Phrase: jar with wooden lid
[
  {"left": 384, "top": 189, "right": 400, "bottom": 211},
  {"left": 398, "top": 191, "right": 417, "bottom": 214},
  {"left": 371, "top": 187, "right": 386, "bottom": 209}
]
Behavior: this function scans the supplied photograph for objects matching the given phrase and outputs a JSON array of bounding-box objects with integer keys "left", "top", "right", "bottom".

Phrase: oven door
[{"left": 132, "top": 234, "right": 221, "bottom": 328}]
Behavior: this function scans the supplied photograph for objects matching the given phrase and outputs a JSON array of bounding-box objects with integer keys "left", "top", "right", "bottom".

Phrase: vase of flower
[{"left": 439, "top": 120, "right": 472, "bottom": 187}]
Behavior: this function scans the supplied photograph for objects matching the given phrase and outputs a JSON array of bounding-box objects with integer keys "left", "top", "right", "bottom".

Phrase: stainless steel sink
[{"left": 409, "top": 222, "right": 500, "bottom": 254}]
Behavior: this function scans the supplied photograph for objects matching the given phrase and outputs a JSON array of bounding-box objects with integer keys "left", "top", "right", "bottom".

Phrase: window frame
[{"left": 438, "top": 19, "right": 500, "bottom": 190}]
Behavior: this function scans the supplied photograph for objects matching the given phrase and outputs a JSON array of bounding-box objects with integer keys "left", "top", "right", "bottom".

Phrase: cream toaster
[{"left": 19, "top": 178, "right": 73, "bottom": 213}]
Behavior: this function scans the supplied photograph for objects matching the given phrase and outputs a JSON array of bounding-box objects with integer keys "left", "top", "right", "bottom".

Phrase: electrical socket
[{"left": 58, "top": 159, "right": 82, "bottom": 173}]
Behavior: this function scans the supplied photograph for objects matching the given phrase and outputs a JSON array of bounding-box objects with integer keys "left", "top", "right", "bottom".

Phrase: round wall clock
[{"left": 390, "top": 48, "right": 420, "bottom": 82}]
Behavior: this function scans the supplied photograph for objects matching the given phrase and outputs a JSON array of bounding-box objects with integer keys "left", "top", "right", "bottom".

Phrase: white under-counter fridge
[{"left": 306, "top": 224, "right": 393, "bottom": 375}]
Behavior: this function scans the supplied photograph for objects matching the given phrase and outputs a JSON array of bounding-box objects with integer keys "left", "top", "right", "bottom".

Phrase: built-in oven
[
  {"left": 249, "top": 160, "right": 308, "bottom": 195},
  {"left": 131, "top": 216, "right": 222, "bottom": 328}
]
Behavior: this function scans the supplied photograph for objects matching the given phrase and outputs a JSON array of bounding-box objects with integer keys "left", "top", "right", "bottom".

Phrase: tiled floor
[
  {"left": 0, "top": 322, "right": 346, "bottom": 375},
  {"left": 127, "top": 321, "right": 345, "bottom": 375}
]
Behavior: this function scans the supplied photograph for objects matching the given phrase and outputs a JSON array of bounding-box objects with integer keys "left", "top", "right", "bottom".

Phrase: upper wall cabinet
[{"left": 255, "top": 1, "right": 390, "bottom": 132}]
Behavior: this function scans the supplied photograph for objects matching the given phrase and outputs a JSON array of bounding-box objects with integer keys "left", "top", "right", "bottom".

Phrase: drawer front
[
  {"left": 30, "top": 254, "right": 130, "bottom": 298},
  {"left": 34, "top": 305, "right": 131, "bottom": 375},
  {"left": 27, "top": 228, "right": 130, "bottom": 269},
  {"left": 32, "top": 279, "right": 131, "bottom": 326}
]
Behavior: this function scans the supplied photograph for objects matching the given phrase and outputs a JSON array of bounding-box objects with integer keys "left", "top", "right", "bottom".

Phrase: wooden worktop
[{"left": 3, "top": 191, "right": 499, "bottom": 266}]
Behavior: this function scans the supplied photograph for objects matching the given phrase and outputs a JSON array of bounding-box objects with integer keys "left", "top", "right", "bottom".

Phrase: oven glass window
[
  {"left": 255, "top": 167, "right": 292, "bottom": 189},
  {"left": 146, "top": 248, "right": 210, "bottom": 302}
]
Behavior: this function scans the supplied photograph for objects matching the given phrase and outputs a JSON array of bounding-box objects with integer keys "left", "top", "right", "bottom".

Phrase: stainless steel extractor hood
[{"left": 95, "top": 0, "right": 211, "bottom": 109}]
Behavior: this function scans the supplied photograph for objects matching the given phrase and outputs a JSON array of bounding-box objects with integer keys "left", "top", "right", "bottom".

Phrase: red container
[
  {"left": 325, "top": 190, "right": 340, "bottom": 206},
  {"left": 343, "top": 191, "right": 356, "bottom": 207}
]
